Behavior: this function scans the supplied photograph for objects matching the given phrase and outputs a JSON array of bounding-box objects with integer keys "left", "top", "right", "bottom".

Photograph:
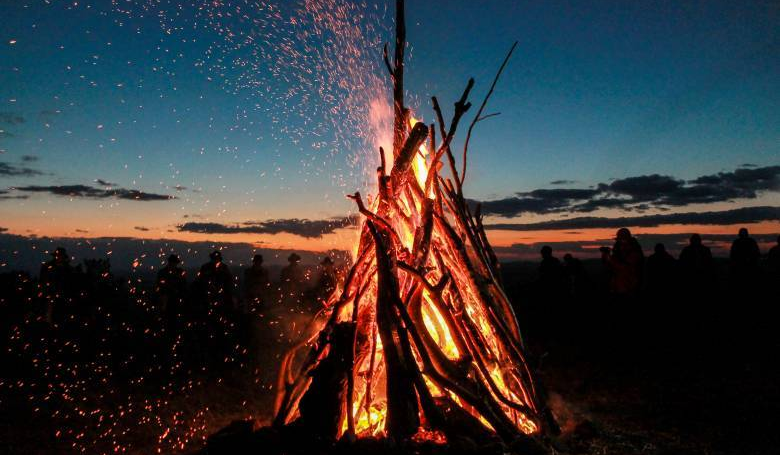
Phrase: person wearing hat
[
  {"left": 39, "top": 246, "right": 74, "bottom": 324},
  {"left": 197, "top": 250, "right": 234, "bottom": 309},
  {"left": 313, "top": 256, "right": 337, "bottom": 306},
  {"left": 244, "top": 253, "right": 270, "bottom": 306},
  {"left": 280, "top": 252, "right": 304, "bottom": 298},
  {"left": 195, "top": 250, "right": 236, "bottom": 368},
  {"left": 155, "top": 254, "right": 187, "bottom": 328}
]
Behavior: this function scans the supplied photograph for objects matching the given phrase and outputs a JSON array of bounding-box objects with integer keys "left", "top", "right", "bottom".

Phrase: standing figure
[
  {"left": 646, "top": 243, "right": 676, "bottom": 295},
  {"left": 155, "top": 254, "right": 187, "bottom": 327},
  {"left": 197, "top": 250, "right": 234, "bottom": 310},
  {"left": 729, "top": 228, "right": 761, "bottom": 284},
  {"left": 312, "top": 257, "right": 337, "bottom": 308},
  {"left": 39, "top": 247, "right": 74, "bottom": 325},
  {"left": 678, "top": 234, "right": 713, "bottom": 294},
  {"left": 280, "top": 253, "right": 304, "bottom": 298},
  {"left": 563, "top": 253, "right": 587, "bottom": 298},
  {"left": 195, "top": 250, "right": 236, "bottom": 367},
  {"left": 601, "top": 228, "right": 645, "bottom": 296},
  {"left": 244, "top": 254, "right": 270, "bottom": 308}
]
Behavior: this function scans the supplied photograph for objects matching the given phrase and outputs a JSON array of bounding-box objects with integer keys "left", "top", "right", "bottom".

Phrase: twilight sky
[{"left": 1, "top": 0, "right": 778, "bottom": 263}]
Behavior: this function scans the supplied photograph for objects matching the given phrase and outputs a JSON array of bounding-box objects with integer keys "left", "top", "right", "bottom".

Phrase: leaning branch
[{"left": 461, "top": 41, "right": 517, "bottom": 184}]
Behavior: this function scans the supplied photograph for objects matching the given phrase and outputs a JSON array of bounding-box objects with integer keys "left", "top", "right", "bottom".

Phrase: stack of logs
[{"left": 271, "top": 0, "right": 558, "bottom": 450}]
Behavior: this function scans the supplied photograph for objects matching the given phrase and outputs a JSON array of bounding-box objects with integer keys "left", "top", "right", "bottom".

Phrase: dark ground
[
  {"left": 1, "top": 258, "right": 778, "bottom": 455},
  {"left": 505, "top": 259, "right": 780, "bottom": 455}
]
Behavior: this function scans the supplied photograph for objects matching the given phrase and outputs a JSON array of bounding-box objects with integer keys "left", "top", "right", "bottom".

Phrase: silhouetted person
[
  {"left": 678, "top": 234, "right": 713, "bottom": 291},
  {"left": 244, "top": 254, "right": 270, "bottom": 308},
  {"left": 39, "top": 247, "right": 74, "bottom": 324},
  {"left": 601, "top": 228, "right": 644, "bottom": 296},
  {"left": 538, "top": 246, "right": 565, "bottom": 301},
  {"left": 280, "top": 253, "right": 304, "bottom": 297},
  {"left": 155, "top": 254, "right": 187, "bottom": 325},
  {"left": 195, "top": 251, "right": 236, "bottom": 368},
  {"left": 539, "top": 246, "right": 562, "bottom": 281},
  {"left": 730, "top": 228, "right": 761, "bottom": 283},
  {"left": 197, "top": 250, "right": 234, "bottom": 309},
  {"left": 768, "top": 235, "right": 780, "bottom": 276},
  {"left": 563, "top": 253, "right": 587, "bottom": 298},
  {"left": 646, "top": 243, "right": 676, "bottom": 295},
  {"left": 312, "top": 256, "right": 337, "bottom": 307}
]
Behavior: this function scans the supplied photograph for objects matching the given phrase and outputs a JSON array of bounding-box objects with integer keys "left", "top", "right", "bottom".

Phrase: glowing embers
[
  {"left": 408, "top": 116, "right": 430, "bottom": 195},
  {"left": 342, "top": 401, "right": 387, "bottom": 437},
  {"left": 420, "top": 290, "right": 459, "bottom": 361}
]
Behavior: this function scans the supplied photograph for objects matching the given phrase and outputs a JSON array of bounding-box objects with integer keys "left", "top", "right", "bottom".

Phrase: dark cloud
[
  {"left": 0, "top": 113, "right": 25, "bottom": 125},
  {"left": 477, "top": 165, "right": 780, "bottom": 217},
  {"left": 134, "top": 226, "right": 150, "bottom": 232},
  {"left": 0, "top": 227, "right": 6, "bottom": 233},
  {"left": 12, "top": 184, "right": 175, "bottom": 201},
  {"left": 0, "top": 162, "right": 45, "bottom": 177},
  {"left": 20, "top": 155, "right": 38, "bottom": 162},
  {"left": 95, "top": 179, "right": 118, "bottom": 187},
  {"left": 524, "top": 188, "right": 600, "bottom": 200},
  {"left": 0, "top": 189, "right": 29, "bottom": 200},
  {"left": 690, "top": 166, "right": 780, "bottom": 192},
  {"left": 178, "top": 216, "right": 359, "bottom": 238},
  {"left": 570, "top": 197, "right": 632, "bottom": 213},
  {"left": 469, "top": 197, "right": 565, "bottom": 217},
  {"left": 600, "top": 174, "right": 683, "bottom": 201},
  {"left": 486, "top": 206, "right": 780, "bottom": 231},
  {"left": 468, "top": 188, "right": 599, "bottom": 217},
  {"left": 549, "top": 179, "right": 577, "bottom": 185}
]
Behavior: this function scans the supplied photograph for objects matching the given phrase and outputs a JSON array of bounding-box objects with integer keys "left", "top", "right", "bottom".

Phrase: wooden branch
[
  {"left": 392, "top": 0, "right": 407, "bottom": 156},
  {"left": 475, "top": 203, "right": 503, "bottom": 287},
  {"left": 431, "top": 96, "right": 447, "bottom": 140},
  {"left": 429, "top": 123, "right": 436, "bottom": 156},
  {"left": 390, "top": 122, "right": 429, "bottom": 192},
  {"left": 347, "top": 274, "right": 372, "bottom": 438},
  {"left": 412, "top": 199, "right": 434, "bottom": 269},
  {"left": 348, "top": 191, "right": 402, "bottom": 248},
  {"left": 379, "top": 146, "right": 387, "bottom": 176},
  {"left": 367, "top": 219, "right": 420, "bottom": 439},
  {"left": 383, "top": 43, "right": 394, "bottom": 78},
  {"left": 364, "top": 320, "right": 378, "bottom": 433},
  {"left": 461, "top": 41, "right": 517, "bottom": 184},
  {"left": 438, "top": 78, "right": 474, "bottom": 193},
  {"left": 477, "top": 112, "right": 501, "bottom": 122}
]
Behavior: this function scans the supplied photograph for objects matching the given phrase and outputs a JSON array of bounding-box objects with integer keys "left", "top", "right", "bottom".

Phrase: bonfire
[{"left": 244, "top": 0, "right": 558, "bottom": 452}]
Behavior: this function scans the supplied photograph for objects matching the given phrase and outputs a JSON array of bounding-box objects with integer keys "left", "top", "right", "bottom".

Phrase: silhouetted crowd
[
  {"left": 1, "top": 249, "right": 343, "bottom": 384},
  {"left": 2, "top": 228, "right": 778, "bottom": 386},
  {"left": 533, "top": 227, "right": 779, "bottom": 305}
]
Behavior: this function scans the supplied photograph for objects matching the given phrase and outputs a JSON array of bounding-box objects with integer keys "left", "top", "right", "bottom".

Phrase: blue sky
[{"left": 0, "top": 0, "right": 778, "bottom": 256}]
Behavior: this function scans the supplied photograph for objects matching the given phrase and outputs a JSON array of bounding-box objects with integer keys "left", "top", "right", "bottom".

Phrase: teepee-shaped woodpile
[{"left": 272, "top": 0, "right": 558, "bottom": 447}]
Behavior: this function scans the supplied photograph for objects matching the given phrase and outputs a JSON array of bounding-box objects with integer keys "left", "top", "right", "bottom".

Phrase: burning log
[{"left": 268, "top": 0, "right": 557, "bottom": 452}]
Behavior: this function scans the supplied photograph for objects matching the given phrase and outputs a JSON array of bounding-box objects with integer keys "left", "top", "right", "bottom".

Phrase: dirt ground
[{"left": 2, "top": 263, "right": 778, "bottom": 455}]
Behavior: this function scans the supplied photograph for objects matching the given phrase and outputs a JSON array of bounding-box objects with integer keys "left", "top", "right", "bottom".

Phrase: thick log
[
  {"left": 368, "top": 221, "right": 420, "bottom": 439},
  {"left": 297, "top": 322, "right": 355, "bottom": 440},
  {"left": 390, "top": 122, "right": 429, "bottom": 193}
]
